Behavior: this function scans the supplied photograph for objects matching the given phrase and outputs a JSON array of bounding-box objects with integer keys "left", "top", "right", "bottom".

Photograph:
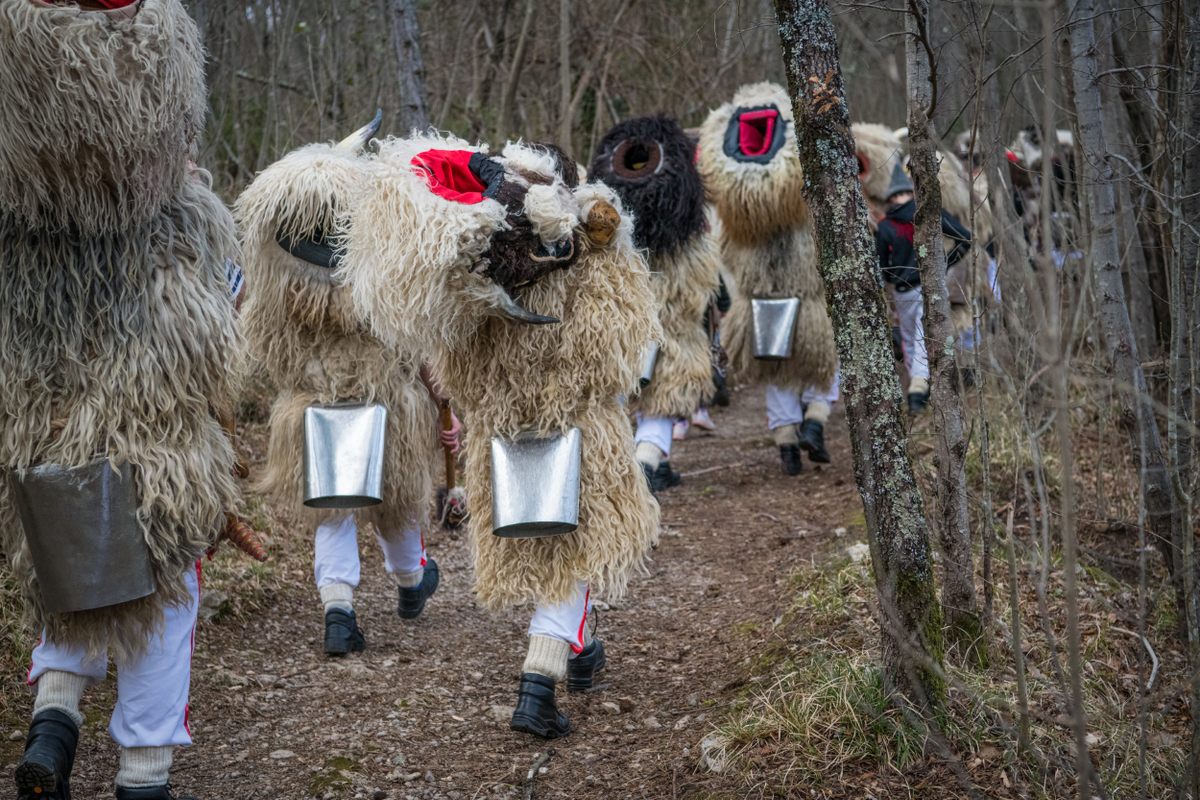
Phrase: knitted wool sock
[
  {"left": 804, "top": 401, "right": 832, "bottom": 425},
  {"left": 772, "top": 425, "right": 800, "bottom": 447},
  {"left": 522, "top": 635, "right": 571, "bottom": 683},
  {"left": 635, "top": 441, "right": 663, "bottom": 469},
  {"left": 32, "top": 670, "right": 87, "bottom": 727},
  {"left": 390, "top": 567, "right": 424, "bottom": 589},
  {"left": 116, "top": 746, "right": 173, "bottom": 788},
  {"left": 908, "top": 376, "right": 930, "bottom": 396},
  {"left": 319, "top": 582, "right": 354, "bottom": 613}
]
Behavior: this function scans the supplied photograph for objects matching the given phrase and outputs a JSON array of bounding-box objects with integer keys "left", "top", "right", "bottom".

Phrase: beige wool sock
[
  {"left": 319, "top": 582, "right": 354, "bottom": 613},
  {"left": 32, "top": 670, "right": 87, "bottom": 727},
  {"left": 116, "top": 746, "right": 173, "bottom": 788},
  {"left": 908, "top": 376, "right": 930, "bottom": 396},
  {"left": 771, "top": 424, "right": 800, "bottom": 447},
  {"left": 523, "top": 635, "right": 571, "bottom": 683},
  {"left": 804, "top": 401, "right": 832, "bottom": 425},
  {"left": 635, "top": 441, "right": 663, "bottom": 469},
  {"left": 390, "top": 567, "right": 424, "bottom": 589}
]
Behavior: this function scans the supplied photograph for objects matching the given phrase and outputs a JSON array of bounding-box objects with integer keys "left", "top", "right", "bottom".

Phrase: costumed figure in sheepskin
[
  {"left": 235, "top": 113, "right": 456, "bottom": 658},
  {"left": 589, "top": 115, "right": 719, "bottom": 493},
  {"left": 698, "top": 82, "right": 839, "bottom": 476},
  {"left": 337, "top": 136, "right": 660, "bottom": 739},
  {"left": 0, "top": 1, "right": 252, "bottom": 797},
  {"left": 852, "top": 123, "right": 984, "bottom": 411},
  {"left": 854, "top": 123, "right": 998, "bottom": 362}
]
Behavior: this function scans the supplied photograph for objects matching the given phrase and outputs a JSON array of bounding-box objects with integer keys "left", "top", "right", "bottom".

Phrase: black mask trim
[{"left": 722, "top": 104, "right": 788, "bottom": 164}]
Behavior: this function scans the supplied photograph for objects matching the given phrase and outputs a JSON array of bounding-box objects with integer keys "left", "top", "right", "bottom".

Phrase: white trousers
[
  {"left": 765, "top": 369, "right": 841, "bottom": 430},
  {"left": 27, "top": 565, "right": 201, "bottom": 749},
  {"left": 314, "top": 512, "right": 426, "bottom": 590},
  {"left": 529, "top": 581, "right": 592, "bottom": 655},
  {"left": 893, "top": 287, "right": 929, "bottom": 382},
  {"left": 633, "top": 415, "right": 674, "bottom": 458}
]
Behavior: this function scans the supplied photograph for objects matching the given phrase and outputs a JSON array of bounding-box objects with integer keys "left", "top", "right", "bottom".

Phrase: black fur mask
[{"left": 590, "top": 115, "right": 706, "bottom": 257}]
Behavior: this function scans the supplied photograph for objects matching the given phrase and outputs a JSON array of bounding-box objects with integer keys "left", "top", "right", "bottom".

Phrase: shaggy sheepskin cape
[
  {"left": 698, "top": 82, "right": 836, "bottom": 392},
  {"left": 235, "top": 139, "right": 437, "bottom": 535},
  {"left": 0, "top": 1, "right": 238, "bottom": 659},
  {"left": 0, "top": 0, "right": 207, "bottom": 235},
  {"left": 590, "top": 115, "right": 718, "bottom": 419},
  {"left": 852, "top": 122, "right": 993, "bottom": 319},
  {"left": 339, "top": 135, "right": 660, "bottom": 609}
]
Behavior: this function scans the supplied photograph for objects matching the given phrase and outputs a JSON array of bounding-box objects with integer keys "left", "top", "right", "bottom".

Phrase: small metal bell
[
  {"left": 751, "top": 297, "right": 801, "bottom": 360},
  {"left": 10, "top": 459, "right": 155, "bottom": 614},
  {"left": 490, "top": 427, "right": 582, "bottom": 538},
  {"left": 303, "top": 403, "right": 388, "bottom": 509}
]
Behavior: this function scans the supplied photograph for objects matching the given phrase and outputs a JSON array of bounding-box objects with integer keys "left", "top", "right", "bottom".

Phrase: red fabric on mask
[
  {"left": 411, "top": 149, "right": 487, "bottom": 205},
  {"left": 738, "top": 109, "right": 778, "bottom": 158}
]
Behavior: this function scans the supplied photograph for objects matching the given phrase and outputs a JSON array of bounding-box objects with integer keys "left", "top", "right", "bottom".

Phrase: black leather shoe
[
  {"left": 907, "top": 392, "right": 930, "bottom": 415},
  {"left": 779, "top": 444, "right": 803, "bottom": 476},
  {"left": 323, "top": 608, "right": 365, "bottom": 656},
  {"left": 115, "top": 785, "right": 197, "bottom": 800},
  {"left": 16, "top": 709, "right": 78, "bottom": 800},
  {"left": 510, "top": 673, "right": 570, "bottom": 739},
  {"left": 566, "top": 639, "right": 607, "bottom": 693},
  {"left": 397, "top": 558, "right": 440, "bottom": 620},
  {"left": 642, "top": 461, "right": 682, "bottom": 493},
  {"left": 798, "top": 420, "right": 830, "bottom": 464}
]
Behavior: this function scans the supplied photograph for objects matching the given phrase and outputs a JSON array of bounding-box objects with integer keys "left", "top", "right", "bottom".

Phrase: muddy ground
[{"left": 1, "top": 384, "right": 862, "bottom": 799}]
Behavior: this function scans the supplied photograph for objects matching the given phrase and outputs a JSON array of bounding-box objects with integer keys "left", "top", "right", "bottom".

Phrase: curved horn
[
  {"left": 336, "top": 108, "right": 384, "bottom": 153},
  {"left": 496, "top": 290, "right": 559, "bottom": 325}
]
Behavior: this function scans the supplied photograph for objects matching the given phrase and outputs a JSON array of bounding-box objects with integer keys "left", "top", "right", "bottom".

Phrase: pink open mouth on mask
[{"left": 737, "top": 109, "right": 778, "bottom": 158}]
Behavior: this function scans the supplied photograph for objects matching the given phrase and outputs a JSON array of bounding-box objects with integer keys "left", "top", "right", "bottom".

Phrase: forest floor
[
  {"left": 0, "top": 382, "right": 864, "bottom": 799},
  {"left": 0, "top": 379, "right": 1189, "bottom": 799}
]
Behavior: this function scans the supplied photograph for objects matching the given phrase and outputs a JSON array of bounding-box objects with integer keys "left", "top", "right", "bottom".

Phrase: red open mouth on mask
[
  {"left": 737, "top": 109, "right": 777, "bottom": 158},
  {"left": 723, "top": 104, "right": 787, "bottom": 164}
]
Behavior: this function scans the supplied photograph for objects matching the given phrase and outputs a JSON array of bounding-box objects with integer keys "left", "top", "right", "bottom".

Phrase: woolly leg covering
[
  {"left": 772, "top": 425, "right": 800, "bottom": 447},
  {"left": 523, "top": 636, "right": 571, "bottom": 683},
  {"left": 32, "top": 670, "right": 87, "bottom": 727},
  {"left": 635, "top": 441, "right": 664, "bottom": 469},
  {"left": 116, "top": 746, "right": 173, "bottom": 789},
  {"left": 804, "top": 401, "right": 832, "bottom": 425},
  {"left": 320, "top": 582, "right": 354, "bottom": 613}
]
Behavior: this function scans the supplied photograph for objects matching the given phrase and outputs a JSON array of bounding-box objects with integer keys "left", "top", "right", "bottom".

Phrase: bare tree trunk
[
  {"left": 496, "top": 0, "right": 535, "bottom": 143},
  {"left": 557, "top": 0, "right": 572, "bottom": 150},
  {"left": 1063, "top": 0, "right": 1181, "bottom": 614},
  {"left": 383, "top": 0, "right": 429, "bottom": 133},
  {"left": 905, "top": 0, "right": 984, "bottom": 666},
  {"left": 774, "top": 0, "right": 945, "bottom": 712}
]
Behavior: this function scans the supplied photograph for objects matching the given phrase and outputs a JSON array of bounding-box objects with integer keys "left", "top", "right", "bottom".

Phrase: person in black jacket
[{"left": 876, "top": 161, "right": 972, "bottom": 414}]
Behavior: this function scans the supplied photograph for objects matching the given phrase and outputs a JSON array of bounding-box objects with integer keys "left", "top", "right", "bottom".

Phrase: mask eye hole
[
  {"left": 611, "top": 138, "right": 662, "bottom": 180},
  {"left": 857, "top": 155, "right": 869, "bottom": 178}
]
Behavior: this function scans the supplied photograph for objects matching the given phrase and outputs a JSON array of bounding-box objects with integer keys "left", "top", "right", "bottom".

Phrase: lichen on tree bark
[{"left": 774, "top": 0, "right": 945, "bottom": 710}]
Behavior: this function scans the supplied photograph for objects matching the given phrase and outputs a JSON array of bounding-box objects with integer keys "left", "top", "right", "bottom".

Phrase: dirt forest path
[{"left": 10, "top": 384, "right": 863, "bottom": 799}]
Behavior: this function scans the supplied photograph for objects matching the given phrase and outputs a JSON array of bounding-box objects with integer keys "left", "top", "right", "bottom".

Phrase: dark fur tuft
[{"left": 590, "top": 115, "right": 706, "bottom": 256}]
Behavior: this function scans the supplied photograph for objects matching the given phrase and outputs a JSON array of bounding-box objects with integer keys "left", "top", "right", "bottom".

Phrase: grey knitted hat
[{"left": 885, "top": 160, "right": 914, "bottom": 200}]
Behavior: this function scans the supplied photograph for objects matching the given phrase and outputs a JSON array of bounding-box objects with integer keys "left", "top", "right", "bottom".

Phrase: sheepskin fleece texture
[
  {"left": 590, "top": 116, "right": 717, "bottom": 417},
  {"left": 697, "top": 82, "right": 811, "bottom": 244},
  {"left": 344, "top": 167, "right": 660, "bottom": 609},
  {"left": 340, "top": 133, "right": 527, "bottom": 354},
  {"left": 852, "top": 122, "right": 994, "bottom": 315},
  {"left": 0, "top": 178, "right": 241, "bottom": 658},
  {"left": 630, "top": 234, "right": 720, "bottom": 417},
  {"left": 719, "top": 228, "right": 836, "bottom": 391},
  {"left": 589, "top": 115, "right": 707, "bottom": 256},
  {"left": 699, "top": 83, "right": 836, "bottom": 391},
  {"left": 235, "top": 142, "right": 437, "bottom": 534},
  {"left": 0, "top": 0, "right": 206, "bottom": 234}
]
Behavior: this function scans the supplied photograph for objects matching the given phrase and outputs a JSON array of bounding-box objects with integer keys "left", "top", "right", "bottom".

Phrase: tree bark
[
  {"left": 904, "top": 0, "right": 984, "bottom": 665},
  {"left": 774, "top": 0, "right": 945, "bottom": 711},
  {"left": 383, "top": 0, "right": 429, "bottom": 134}
]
